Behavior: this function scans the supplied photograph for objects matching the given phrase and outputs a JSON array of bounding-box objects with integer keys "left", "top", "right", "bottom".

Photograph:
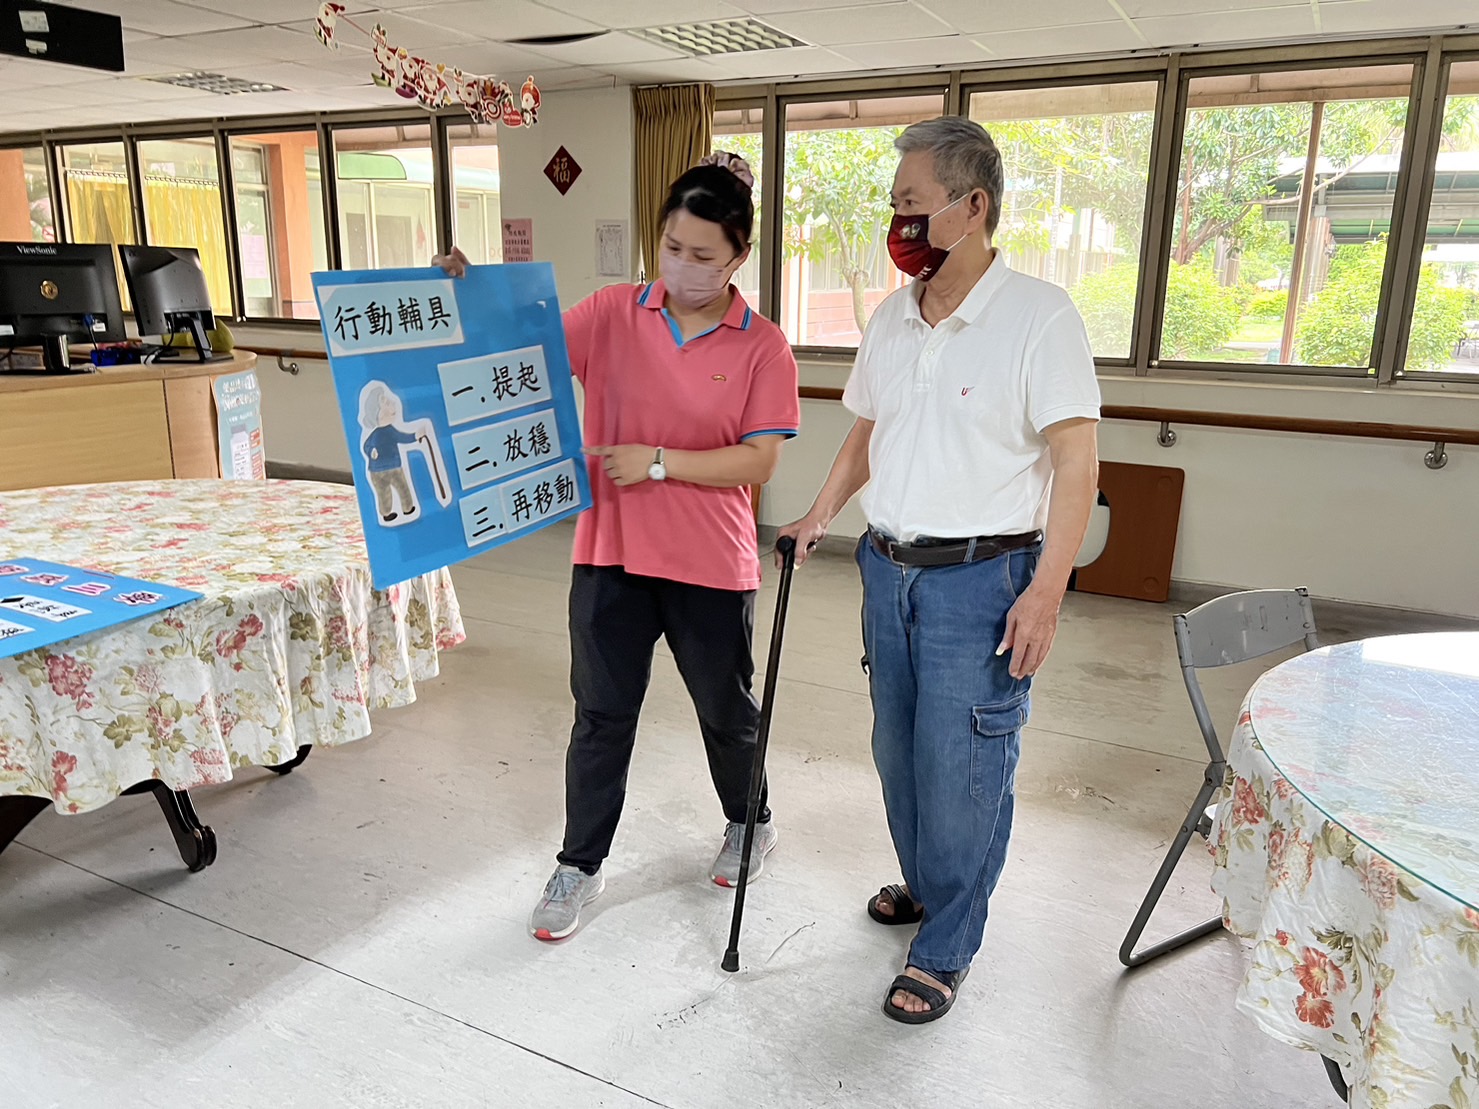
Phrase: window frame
[
  {"left": 1147, "top": 51, "right": 1427, "bottom": 380},
  {"left": 960, "top": 68, "right": 1169, "bottom": 370},
  {"left": 0, "top": 28, "right": 1473, "bottom": 375},
  {"left": 773, "top": 83, "right": 950, "bottom": 357},
  {"left": 715, "top": 31, "right": 1479, "bottom": 388},
  {"left": 1389, "top": 48, "right": 1479, "bottom": 384}
]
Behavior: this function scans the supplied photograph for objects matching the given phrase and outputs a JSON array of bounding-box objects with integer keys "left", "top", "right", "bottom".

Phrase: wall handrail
[{"left": 796, "top": 386, "right": 1475, "bottom": 469}]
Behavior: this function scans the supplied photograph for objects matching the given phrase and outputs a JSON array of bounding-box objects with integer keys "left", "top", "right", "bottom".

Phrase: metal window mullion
[
  {"left": 1136, "top": 55, "right": 1185, "bottom": 376},
  {"left": 761, "top": 84, "right": 781, "bottom": 324},
  {"left": 122, "top": 133, "right": 146, "bottom": 244},
  {"left": 215, "top": 125, "right": 244, "bottom": 320},
  {"left": 1375, "top": 39, "right": 1447, "bottom": 384},
  {"left": 432, "top": 113, "right": 454, "bottom": 258},
  {"left": 318, "top": 120, "right": 342, "bottom": 270},
  {"left": 43, "top": 137, "right": 67, "bottom": 243},
  {"left": 945, "top": 71, "right": 963, "bottom": 117}
]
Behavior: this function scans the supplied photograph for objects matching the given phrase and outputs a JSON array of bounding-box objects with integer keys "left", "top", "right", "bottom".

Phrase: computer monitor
[
  {"left": 0, "top": 242, "right": 126, "bottom": 373},
  {"left": 119, "top": 245, "right": 220, "bottom": 362}
]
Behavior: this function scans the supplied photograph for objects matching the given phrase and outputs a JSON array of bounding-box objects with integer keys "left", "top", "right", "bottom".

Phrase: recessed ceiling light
[
  {"left": 629, "top": 18, "right": 807, "bottom": 57},
  {"left": 143, "top": 72, "right": 290, "bottom": 95}
]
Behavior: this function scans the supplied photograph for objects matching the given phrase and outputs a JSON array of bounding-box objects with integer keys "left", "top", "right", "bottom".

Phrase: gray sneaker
[
  {"left": 711, "top": 820, "right": 778, "bottom": 887},
  {"left": 530, "top": 864, "right": 604, "bottom": 941}
]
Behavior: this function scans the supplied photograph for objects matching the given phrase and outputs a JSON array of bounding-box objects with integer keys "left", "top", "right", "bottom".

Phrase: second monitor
[{"left": 119, "top": 245, "right": 225, "bottom": 362}]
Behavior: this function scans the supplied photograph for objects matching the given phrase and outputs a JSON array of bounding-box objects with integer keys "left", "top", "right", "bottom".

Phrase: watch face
[{"left": 648, "top": 463, "right": 666, "bottom": 481}]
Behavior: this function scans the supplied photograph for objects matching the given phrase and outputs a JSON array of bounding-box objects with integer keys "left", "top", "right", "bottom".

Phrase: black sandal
[
  {"left": 882, "top": 966, "right": 969, "bottom": 1025},
  {"left": 867, "top": 884, "right": 924, "bottom": 926}
]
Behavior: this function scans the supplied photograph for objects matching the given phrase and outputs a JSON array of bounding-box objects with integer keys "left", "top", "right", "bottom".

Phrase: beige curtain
[{"left": 633, "top": 84, "right": 715, "bottom": 280}]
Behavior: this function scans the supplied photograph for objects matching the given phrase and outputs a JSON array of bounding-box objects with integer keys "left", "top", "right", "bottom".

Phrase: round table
[
  {"left": 0, "top": 480, "right": 464, "bottom": 866},
  {"left": 1210, "top": 633, "right": 1479, "bottom": 1109}
]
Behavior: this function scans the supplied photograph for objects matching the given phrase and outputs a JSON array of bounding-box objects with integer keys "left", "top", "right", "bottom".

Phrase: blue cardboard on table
[
  {"left": 0, "top": 559, "right": 202, "bottom": 660},
  {"left": 312, "top": 263, "right": 590, "bottom": 590}
]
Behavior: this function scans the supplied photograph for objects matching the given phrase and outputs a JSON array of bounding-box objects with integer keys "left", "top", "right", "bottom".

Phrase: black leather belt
[{"left": 869, "top": 528, "right": 1042, "bottom": 568}]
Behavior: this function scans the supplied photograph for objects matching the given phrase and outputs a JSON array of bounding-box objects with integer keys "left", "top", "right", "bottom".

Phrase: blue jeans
[{"left": 858, "top": 536, "right": 1038, "bottom": 978}]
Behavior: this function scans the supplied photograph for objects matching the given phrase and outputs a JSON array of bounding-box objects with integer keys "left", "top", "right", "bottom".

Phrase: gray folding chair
[{"left": 1119, "top": 587, "right": 1319, "bottom": 968}]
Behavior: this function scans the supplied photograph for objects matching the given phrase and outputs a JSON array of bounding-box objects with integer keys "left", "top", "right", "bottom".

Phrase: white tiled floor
[{"left": 3, "top": 525, "right": 1468, "bottom": 1108}]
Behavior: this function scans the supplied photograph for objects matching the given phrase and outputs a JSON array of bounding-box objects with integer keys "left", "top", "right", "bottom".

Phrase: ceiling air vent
[
  {"left": 143, "top": 72, "right": 289, "bottom": 95},
  {"left": 629, "top": 18, "right": 806, "bottom": 57}
]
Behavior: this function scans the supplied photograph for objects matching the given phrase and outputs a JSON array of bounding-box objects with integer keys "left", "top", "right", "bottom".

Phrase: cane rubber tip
[{"left": 722, "top": 952, "right": 740, "bottom": 973}]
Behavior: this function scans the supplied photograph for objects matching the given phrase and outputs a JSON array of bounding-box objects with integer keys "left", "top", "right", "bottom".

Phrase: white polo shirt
[{"left": 842, "top": 254, "right": 1100, "bottom": 542}]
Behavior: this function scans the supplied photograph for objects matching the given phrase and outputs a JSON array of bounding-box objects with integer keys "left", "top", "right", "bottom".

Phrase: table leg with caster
[
  {"left": 122, "top": 781, "right": 218, "bottom": 872},
  {"left": 266, "top": 745, "right": 312, "bottom": 775},
  {"left": 0, "top": 796, "right": 51, "bottom": 857}
]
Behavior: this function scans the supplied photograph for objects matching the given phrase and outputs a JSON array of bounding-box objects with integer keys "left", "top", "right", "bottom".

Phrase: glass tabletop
[{"left": 1247, "top": 632, "right": 1479, "bottom": 911}]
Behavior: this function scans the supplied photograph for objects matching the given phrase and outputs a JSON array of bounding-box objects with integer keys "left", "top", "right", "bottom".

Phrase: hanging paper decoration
[
  {"left": 314, "top": 3, "right": 345, "bottom": 48},
  {"left": 315, "top": 4, "right": 540, "bottom": 127}
]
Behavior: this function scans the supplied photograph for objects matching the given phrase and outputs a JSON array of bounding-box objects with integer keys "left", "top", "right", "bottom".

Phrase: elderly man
[{"left": 781, "top": 116, "right": 1100, "bottom": 1023}]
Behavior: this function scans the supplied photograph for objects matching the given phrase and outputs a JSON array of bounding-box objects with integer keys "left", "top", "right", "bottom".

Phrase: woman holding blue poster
[{"left": 436, "top": 152, "right": 800, "bottom": 941}]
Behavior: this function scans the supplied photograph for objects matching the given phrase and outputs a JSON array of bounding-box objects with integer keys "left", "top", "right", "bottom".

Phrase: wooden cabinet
[{"left": 0, "top": 352, "right": 258, "bottom": 492}]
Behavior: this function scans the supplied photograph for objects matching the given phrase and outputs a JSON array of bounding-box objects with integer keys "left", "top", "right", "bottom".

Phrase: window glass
[
  {"left": 1403, "top": 59, "right": 1479, "bottom": 375},
  {"left": 0, "top": 146, "right": 55, "bottom": 243},
  {"left": 229, "top": 131, "right": 326, "bottom": 320},
  {"left": 1164, "top": 64, "right": 1415, "bottom": 370},
  {"left": 138, "top": 137, "right": 232, "bottom": 315},
  {"left": 780, "top": 93, "right": 945, "bottom": 347},
  {"left": 333, "top": 124, "right": 436, "bottom": 271},
  {"left": 448, "top": 123, "right": 502, "bottom": 265},
  {"left": 971, "top": 81, "right": 1158, "bottom": 360}
]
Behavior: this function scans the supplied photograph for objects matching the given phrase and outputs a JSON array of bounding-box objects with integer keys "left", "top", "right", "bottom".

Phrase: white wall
[
  {"left": 241, "top": 84, "right": 633, "bottom": 474},
  {"left": 245, "top": 84, "right": 1479, "bottom": 619}
]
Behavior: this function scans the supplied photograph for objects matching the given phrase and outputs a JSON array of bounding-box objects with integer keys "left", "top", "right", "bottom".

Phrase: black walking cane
[{"left": 722, "top": 535, "right": 798, "bottom": 973}]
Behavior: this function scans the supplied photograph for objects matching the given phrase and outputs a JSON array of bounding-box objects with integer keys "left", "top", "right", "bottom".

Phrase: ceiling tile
[
  {"left": 1119, "top": 0, "right": 1297, "bottom": 14},
  {"left": 124, "top": 25, "right": 325, "bottom": 72},
  {"left": 527, "top": 66, "right": 614, "bottom": 90},
  {"left": 702, "top": 44, "right": 861, "bottom": 78},
  {"left": 335, "top": 9, "right": 485, "bottom": 49},
  {"left": 834, "top": 34, "right": 993, "bottom": 69},
  {"left": 395, "top": 1, "right": 603, "bottom": 39},
  {"left": 540, "top": 0, "right": 749, "bottom": 27},
  {"left": 180, "top": 0, "right": 377, "bottom": 23},
  {"left": 971, "top": 19, "right": 1147, "bottom": 59},
  {"left": 602, "top": 57, "right": 735, "bottom": 82},
  {"left": 430, "top": 42, "right": 559, "bottom": 75},
  {"left": 1318, "top": 0, "right": 1477, "bottom": 34},
  {"left": 916, "top": 0, "right": 1122, "bottom": 34},
  {"left": 523, "top": 32, "right": 687, "bottom": 66},
  {"left": 1134, "top": 4, "right": 1318, "bottom": 46},
  {"left": 50, "top": 0, "right": 254, "bottom": 36},
  {"left": 738, "top": 0, "right": 905, "bottom": 10},
  {"left": 761, "top": 1, "right": 952, "bottom": 44},
  {"left": 0, "top": 56, "right": 122, "bottom": 87},
  {"left": 215, "top": 61, "right": 375, "bottom": 91}
]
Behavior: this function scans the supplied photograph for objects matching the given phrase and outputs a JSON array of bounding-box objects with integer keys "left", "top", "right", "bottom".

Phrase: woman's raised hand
[{"left": 431, "top": 246, "right": 471, "bottom": 278}]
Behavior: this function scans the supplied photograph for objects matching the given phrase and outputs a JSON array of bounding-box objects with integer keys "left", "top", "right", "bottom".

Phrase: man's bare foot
[{"left": 888, "top": 966, "right": 952, "bottom": 1015}]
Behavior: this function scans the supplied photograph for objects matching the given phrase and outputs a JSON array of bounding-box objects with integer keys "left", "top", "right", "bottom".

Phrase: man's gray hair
[{"left": 895, "top": 116, "right": 1004, "bottom": 237}]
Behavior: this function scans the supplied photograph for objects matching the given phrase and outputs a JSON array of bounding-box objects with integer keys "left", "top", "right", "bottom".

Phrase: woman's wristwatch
[{"left": 648, "top": 447, "right": 667, "bottom": 482}]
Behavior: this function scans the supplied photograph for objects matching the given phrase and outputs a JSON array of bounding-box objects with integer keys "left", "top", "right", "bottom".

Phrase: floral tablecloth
[
  {"left": 1210, "top": 634, "right": 1479, "bottom": 1109},
  {"left": 0, "top": 480, "right": 464, "bottom": 814}
]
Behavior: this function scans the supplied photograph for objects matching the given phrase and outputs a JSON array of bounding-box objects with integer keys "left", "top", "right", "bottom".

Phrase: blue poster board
[
  {"left": 0, "top": 559, "right": 202, "bottom": 660},
  {"left": 312, "top": 263, "right": 590, "bottom": 589}
]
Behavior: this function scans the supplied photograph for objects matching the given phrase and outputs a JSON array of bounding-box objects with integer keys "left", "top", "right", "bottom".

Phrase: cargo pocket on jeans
[{"left": 970, "top": 698, "right": 1028, "bottom": 801}]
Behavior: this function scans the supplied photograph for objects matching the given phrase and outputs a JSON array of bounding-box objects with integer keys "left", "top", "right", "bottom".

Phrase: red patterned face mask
[{"left": 886, "top": 195, "right": 966, "bottom": 282}]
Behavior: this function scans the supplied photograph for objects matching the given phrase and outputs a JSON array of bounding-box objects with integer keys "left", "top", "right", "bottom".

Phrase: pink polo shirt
[{"left": 563, "top": 280, "right": 800, "bottom": 592}]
